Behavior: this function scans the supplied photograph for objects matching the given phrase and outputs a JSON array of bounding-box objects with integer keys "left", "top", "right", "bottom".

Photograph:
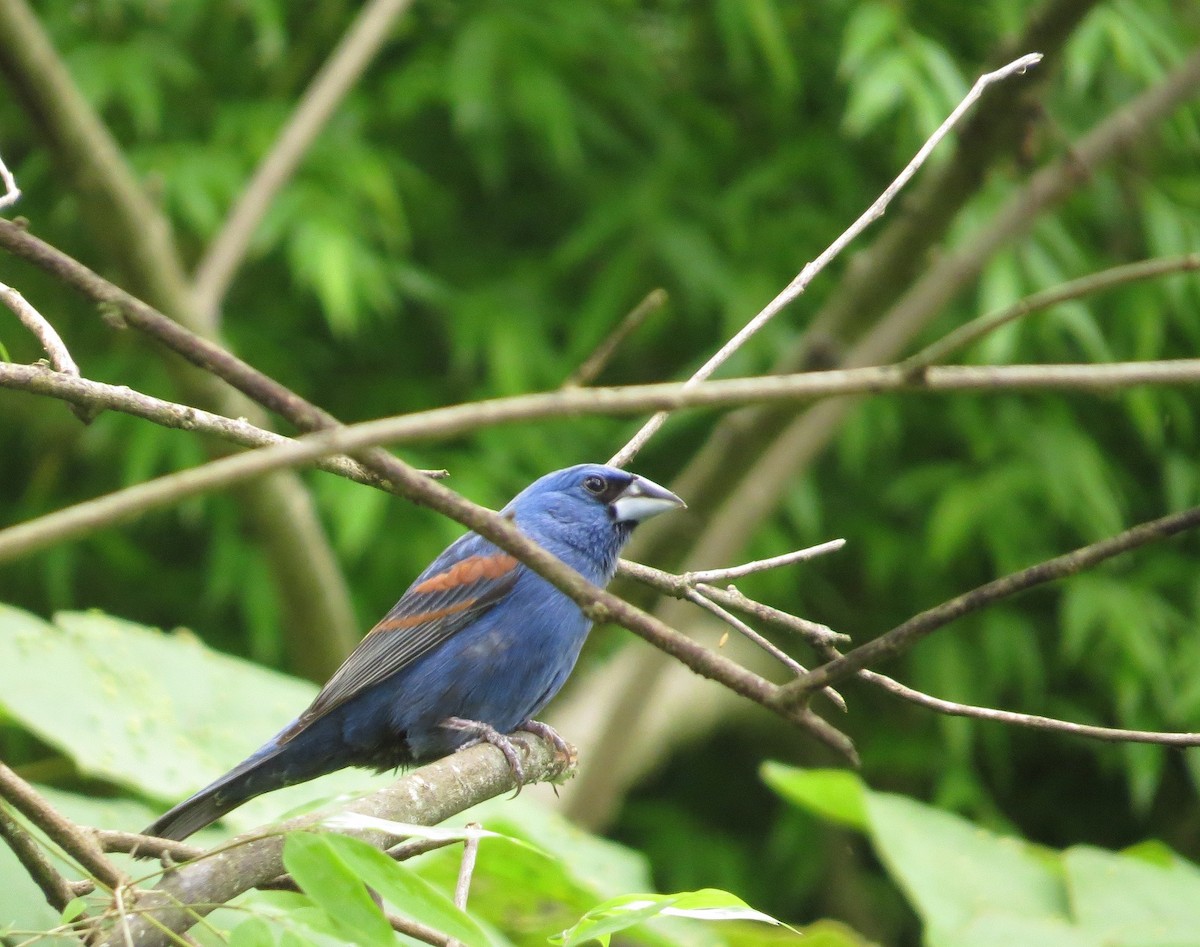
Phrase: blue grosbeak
[{"left": 144, "top": 464, "right": 684, "bottom": 841}]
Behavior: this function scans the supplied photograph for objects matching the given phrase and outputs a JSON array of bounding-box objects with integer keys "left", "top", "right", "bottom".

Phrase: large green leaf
[
  {"left": 767, "top": 765, "right": 1200, "bottom": 947},
  {"left": 0, "top": 605, "right": 393, "bottom": 832}
]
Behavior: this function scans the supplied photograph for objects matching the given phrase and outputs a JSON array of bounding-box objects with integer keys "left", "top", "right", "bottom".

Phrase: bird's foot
[
  {"left": 516, "top": 719, "right": 576, "bottom": 767},
  {"left": 442, "top": 716, "right": 526, "bottom": 790}
]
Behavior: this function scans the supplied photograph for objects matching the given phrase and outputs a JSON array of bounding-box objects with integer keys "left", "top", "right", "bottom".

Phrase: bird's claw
[
  {"left": 516, "top": 719, "right": 576, "bottom": 767},
  {"left": 443, "top": 716, "right": 526, "bottom": 791}
]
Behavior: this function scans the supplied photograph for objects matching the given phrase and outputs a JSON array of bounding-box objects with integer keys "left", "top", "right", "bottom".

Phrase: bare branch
[
  {"left": 0, "top": 762, "right": 123, "bottom": 892},
  {"left": 95, "top": 830, "right": 203, "bottom": 864},
  {"left": 8, "top": 357, "right": 1200, "bottom": 567},
  {"left": 0, "top": 362, "right": 446, "bottom": 487},
  {"left": 617, "top": 559, "right": 848, "bottom": 649},
  {"left": 0, "top": 802, "right": 80, "bottom": 913},
  {"left": 608, "top": 53, "right": 1043, "bottom": 467},
  {"left": 684, "top": 539, "right": 845, "bottom": 584},
  {"left": 782, "top": 502, "right": 1200, "bottom": 700},
  {"left": 684, "top": 588, "right": 806, "bottom": 677},
  {"left": 903, "top": 253, "right": 1200, "bottom": 373},
  {"left": 564, "top": 289, "right": 668, "bottom": 388},
  {"left": 386, "top": 911, "right": 454, "bottom": 946},
  {"left": 453, "top": 824, "right": 480, "bottom": 911},
  {"left": 0, "top": 284, "right": 77, "bottom": 376},
  {"left": 191, "top": 0, "right": 416, "bottom": 327},
  {"left": 0, "top": 0, "right": 361, "bottom": 678},
  {"left": 0, "top": 282, "right": 92, "bottom": 421},
  {"left": 856, "top": 668, "right": 1200, "bottom": 747},
  {"left": 0, "top": 144, "right": 20, "bottom": 210}
]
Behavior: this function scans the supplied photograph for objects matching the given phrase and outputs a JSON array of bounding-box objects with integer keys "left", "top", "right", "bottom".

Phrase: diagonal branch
[
  {"left": 901, "top": 252, "right": 1200, "bottom": 373},
  {"left": 0, "top": 762, "right": 123, "bottom": 892},
  {"left": 0, "top": 802, "right": 81, "bottom": 913},
  {"left": 191, "top": 0, "right": 416, "bottom": 327},
  {"left": 0, "top": 362, "right": 445, "bottom": 489},
  {"left": 0, "top": 0, "right": 360, "bottom": 678},
  {"left": 782, "top": 502, "right": 1200, "bottom": 699},
  {"left": 608, "top": 53, "right": 1043, "bottom": 467}
]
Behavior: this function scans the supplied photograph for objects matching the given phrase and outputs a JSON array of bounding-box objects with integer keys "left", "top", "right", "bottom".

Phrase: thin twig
[
  {"left": 0, "top": 283, "right": 78, "bottom": 376},
  {"left": 0, "top": 283, "right": 88, "bottom": 426},
  {"left": 697, "top": 583, "right": 848, "bottom": 648},
  {"left": 608, "top": 53, "right": 1043, "bottom": 467},
  {"left": 388, "top": 836, "right": 461, "bottom": 862},
  {"left": 191, "top": 0, "right": 416, "bottom": 327},
  {"left": 385, "top": 911, "right": 455, "bottom": 946},
  {"left": 0, "top": 763, "right": 124, "bottom": 891},
  {"left": 686, "top": 589, "right": 807, "bottom": 676},
  {"left": 902, "top": 253, "right": 1200, "bottom": 373},
  {"left": 0, "top": 802, "right": 79, "bottom": 912},
  {"left": 617, "top": 558, "right": 848, "bottom": 706},
  {"left": 684, "top": 539, "right": 845, "bottom": 584},
  {"left": 857, "top": 668, "right": 1200, "bottom": 746},
  {"left": 452, "top": 823, "right": 480, "bottom": 911},
  {"left": 782, "top": 502, "right": 1200, "bottom": 699},
  {"left": 0, "top": 362, "right": 447, "bottom": 487},
  {"left": 96, "top": 829, "right": 204, "bottom": 863},
  {"left": 564, "top": 289, "right": 668, "bottom": 387},
  {"left": 0, "top": 145, "right": 19, "bottom": 210},
  {"left": 684, "top": 589, "right": 847, "bottom": 712}
]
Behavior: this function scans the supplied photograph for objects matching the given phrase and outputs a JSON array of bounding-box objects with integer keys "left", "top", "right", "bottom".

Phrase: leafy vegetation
[{"left": 2, "top": 0, "right": 1200, "bottom": 943}]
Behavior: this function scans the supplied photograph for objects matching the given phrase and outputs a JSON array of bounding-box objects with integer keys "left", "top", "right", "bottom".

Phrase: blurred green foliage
[{"left": 3, "top": 0, "right": 1200, "bottom": 943}]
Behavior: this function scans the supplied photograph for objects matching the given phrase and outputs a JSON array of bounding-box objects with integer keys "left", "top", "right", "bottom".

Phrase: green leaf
[
  {"left": 228, "top": 915, "right": 278, "bottom": 947},
  {"left": 760, "top": 764, "right": 868, "bottom": 830},
  {"left": 0, "top": 605, "right": 392, "bottom": 833},
  {"left": 865, "top": 792, "right": 1068, "bottom": 942},
  {"left": 59, "top": 897, "right": 88, "bottom": 923},
  {"left": 1065, "top": 845, "right": 1200, "bottom": 941},
  {"left": 552, "top": 889, "right": 789, "bottom": 947},
  {"left": 282, "top": 833, "right": 395, "bottom": 947},
  {"left": 313, "top": 832, "right": 501, "bottom": 946}
]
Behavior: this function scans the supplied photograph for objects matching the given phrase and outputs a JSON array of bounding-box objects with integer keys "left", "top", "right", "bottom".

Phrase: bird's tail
[{"left": 142, "top": 742, "right": 293, "bottom": 842}]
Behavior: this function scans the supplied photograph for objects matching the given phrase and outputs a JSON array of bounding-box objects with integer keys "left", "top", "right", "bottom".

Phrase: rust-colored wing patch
[
  {"left": 372, "top": 598, "right": 477, "bottom": 632},
  {"left": 412, "top": 553, "right": 518, "bottom": 593}
]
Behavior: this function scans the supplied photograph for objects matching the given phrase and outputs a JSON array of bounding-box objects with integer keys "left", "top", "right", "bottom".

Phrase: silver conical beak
[{"left": 611, "top": 475, "right": 686, "bottom": 524}]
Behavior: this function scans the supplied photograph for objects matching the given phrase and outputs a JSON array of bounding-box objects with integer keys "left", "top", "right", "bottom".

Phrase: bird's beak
[{"left": 611, "top": 475, "right": 686, "bottom": 524}]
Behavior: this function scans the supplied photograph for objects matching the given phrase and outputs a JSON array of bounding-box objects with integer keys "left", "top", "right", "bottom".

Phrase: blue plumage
[{"left": 144, "top": 464, "right": 683, "bottom": 841}]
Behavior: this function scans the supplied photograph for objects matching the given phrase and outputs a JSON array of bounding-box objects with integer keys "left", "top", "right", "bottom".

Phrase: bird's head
[{"left": 505, "top": 463, "right": 685, "bottom": 539}]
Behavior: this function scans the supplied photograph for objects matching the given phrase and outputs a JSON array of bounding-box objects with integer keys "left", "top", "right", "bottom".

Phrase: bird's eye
[{"left": 582, "top": 475, "right": 607, "bottom": 495}]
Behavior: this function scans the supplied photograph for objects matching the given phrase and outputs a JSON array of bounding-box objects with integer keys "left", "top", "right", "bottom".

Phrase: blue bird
[{"left": 144, "top": 464, "right": 684, "bottom": 841}]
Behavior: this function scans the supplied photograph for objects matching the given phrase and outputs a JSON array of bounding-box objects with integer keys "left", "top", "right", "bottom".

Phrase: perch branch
[
  {"left": 99, "top": 736, "right": 571, "bottom": 947},
  {"left": 608, "top": 52, "right": 1043, "bottom": 467}
]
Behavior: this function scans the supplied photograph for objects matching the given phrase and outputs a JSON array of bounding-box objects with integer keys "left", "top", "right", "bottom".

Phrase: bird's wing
[{"left": 280, "top": 544, "right": 521, "bottom": 741}]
